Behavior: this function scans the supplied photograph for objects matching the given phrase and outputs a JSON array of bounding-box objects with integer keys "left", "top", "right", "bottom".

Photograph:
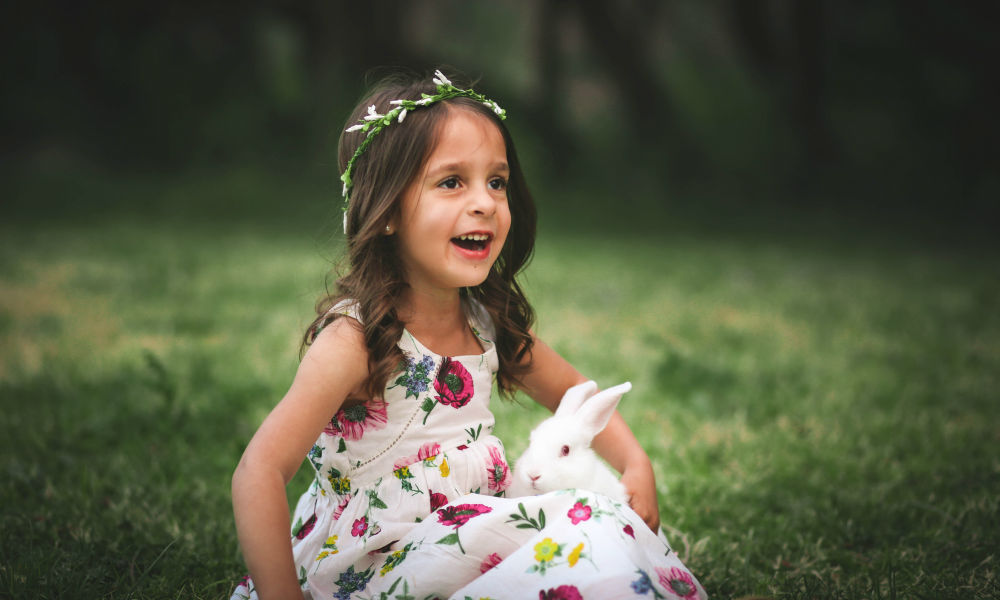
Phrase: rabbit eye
[{"left": 560, "top": 445, "right": 570, "bottom": 457}]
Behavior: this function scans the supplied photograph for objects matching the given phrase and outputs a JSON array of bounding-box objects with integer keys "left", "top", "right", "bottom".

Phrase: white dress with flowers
[{"left": 231, "top": 300, "right": 706, "bottom": 600}]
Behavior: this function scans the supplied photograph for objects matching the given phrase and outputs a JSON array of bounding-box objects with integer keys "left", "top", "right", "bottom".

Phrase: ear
[
  {"left": 554, "top": 380, "right": 599, "bottom": 417},
  {"left": 576, "top": 382, "right": 631, "bottom": 439}
]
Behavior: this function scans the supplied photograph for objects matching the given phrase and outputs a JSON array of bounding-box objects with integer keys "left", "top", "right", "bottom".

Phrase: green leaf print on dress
[{"left": 507, "top": 502, "right": 546, "bottom": 531}]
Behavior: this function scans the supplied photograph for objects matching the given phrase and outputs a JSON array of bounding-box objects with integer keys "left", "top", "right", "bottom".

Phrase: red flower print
[
  {"left": 567, "top": 501, "right": 592, "bottom": 525},
  {"left": 656, "top": 566, "right": 698, "bottom": 600},
  {"left": 436, "top": 503, "right": 492, "bottom": 529},
  {"left": 294, "top": 513, "right": 317, "bottom": 539},
  {"left": 480, "top": 552, "right": 504, "bottom": 573},
  {"left": 429, "top": 491, "right": 449, "bottom": 511},
  {"left": 486, "top": 446, "right": 512, "bottom": 492},
  {"left": 325, "top": 400, "right": 388, "bottom": 440},
  {"left": 623, "top": 524, "right": 635, "bottom": 538},
  {"left": 539, "top": 585, "right": 583, "bottom": 600},
  {"left": 351, "top": 516, "right": 368, "bottom": 537},
  {"left": 434, "top": 358, "right": 474, "bottom": 408}
]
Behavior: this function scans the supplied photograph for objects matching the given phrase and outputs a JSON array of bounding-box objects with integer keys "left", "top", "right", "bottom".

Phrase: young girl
[{"left": 231, "top": 69, "right": 706, "bottom": 600}]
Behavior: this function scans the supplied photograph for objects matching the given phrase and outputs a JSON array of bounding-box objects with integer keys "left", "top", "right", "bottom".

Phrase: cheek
[{"left": 495, "top": 207, "right": 513, "bottom": 250}]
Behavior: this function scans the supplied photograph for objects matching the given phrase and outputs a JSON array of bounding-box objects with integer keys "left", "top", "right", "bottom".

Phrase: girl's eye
[
  {"left": 488, "top": 177, "right": 508, "bottom": 191},
  {"left": 438, "top": 177, "right": 460, "bottom": 189},
  {"left": 560, "top": 445, "right": 570, "bottom": 457}
]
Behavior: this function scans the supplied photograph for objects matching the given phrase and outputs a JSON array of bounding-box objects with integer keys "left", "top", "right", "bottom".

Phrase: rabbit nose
[{"left": 528, "top": 474, "right": 541, "bottom": 482}]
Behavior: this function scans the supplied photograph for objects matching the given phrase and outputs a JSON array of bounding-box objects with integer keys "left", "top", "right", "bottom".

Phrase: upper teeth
[{"left": 457, "top": 234, "right": 489, "bottom": 241}]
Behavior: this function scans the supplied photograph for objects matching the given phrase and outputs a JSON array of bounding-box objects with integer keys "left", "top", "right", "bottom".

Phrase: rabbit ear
[
  {"left": 554, "top": 380, "right": 599, "bottom": 417},
  {"left": 576, "top": 382, "right": 632, "bottom": 439}
]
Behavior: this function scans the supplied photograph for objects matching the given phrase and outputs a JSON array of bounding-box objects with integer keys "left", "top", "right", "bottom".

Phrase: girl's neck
[
  {"left": 397, "top": 287, "right": 482, "bottom": 356},
  {"left": 397, "top": 287, "right": 465, "bottom": 330}
]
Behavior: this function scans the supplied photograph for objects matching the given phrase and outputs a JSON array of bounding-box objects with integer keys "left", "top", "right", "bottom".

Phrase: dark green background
[{"left": 4, "top": 1, "right": 997, "bottom": 239}]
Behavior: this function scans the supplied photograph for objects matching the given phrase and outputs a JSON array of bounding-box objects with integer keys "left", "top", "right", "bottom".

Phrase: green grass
[{"left": 1, "top": 169, "right": 998, "bottom": 598}]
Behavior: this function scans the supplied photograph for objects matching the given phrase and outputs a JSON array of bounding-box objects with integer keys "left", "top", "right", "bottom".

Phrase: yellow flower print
[
  {"left": 315, "top": 535, "right": 340, "bottom": 562},
  {"left": 440, "top": 457, "right": 450, "bottom": 477},
  {"left": 568, "top": 542, "right": 584, "bottom": 567},
  {"left": 380, "top": 549, "right": 404, "bottom": 575},
  {"left": 394, "top": 466, "right": 412, "bottom": 479},
  {"left": 534, "top": 537, "right": 559, "bottom": 562},
  {"left": 327, "top": 474, "right": 351, "bottom": 495}
]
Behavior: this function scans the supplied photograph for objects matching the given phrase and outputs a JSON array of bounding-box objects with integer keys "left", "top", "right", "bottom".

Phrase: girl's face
[{"left": 393, "top": 109, "right": 511, "bottom": 296}]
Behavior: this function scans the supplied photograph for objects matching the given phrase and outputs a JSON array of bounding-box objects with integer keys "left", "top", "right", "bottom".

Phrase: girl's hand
[{"left": 620, "top": 457, "right": 661, "bottom": 531}]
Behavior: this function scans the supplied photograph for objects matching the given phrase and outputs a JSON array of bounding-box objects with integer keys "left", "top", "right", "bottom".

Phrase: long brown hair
[{"left": 305, "top": 70, "right": 537, "bottom": 399}]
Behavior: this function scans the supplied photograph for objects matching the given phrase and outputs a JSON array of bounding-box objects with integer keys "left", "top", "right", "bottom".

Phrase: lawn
[{"left": 1, "top": 168, "right": 997, "bottom": 598}]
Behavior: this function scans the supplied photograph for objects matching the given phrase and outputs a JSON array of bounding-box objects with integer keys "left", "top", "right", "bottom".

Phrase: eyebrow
[{"left": 426, "top": 161, "right": 510, "bottom": 178}]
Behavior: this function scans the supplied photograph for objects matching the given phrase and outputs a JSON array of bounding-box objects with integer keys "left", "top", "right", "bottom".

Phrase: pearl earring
[{"left": 385, "top": 224, "right": 392, "bottom": 234}]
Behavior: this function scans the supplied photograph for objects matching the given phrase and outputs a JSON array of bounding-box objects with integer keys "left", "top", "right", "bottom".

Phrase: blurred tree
[{"left": 1, "top": 0, "right": 996, "bottom": 228}]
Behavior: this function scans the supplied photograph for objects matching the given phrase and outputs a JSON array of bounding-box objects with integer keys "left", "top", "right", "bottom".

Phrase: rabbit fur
[{"left": 507, "top": 380, "right": 632, "bottom": 502}]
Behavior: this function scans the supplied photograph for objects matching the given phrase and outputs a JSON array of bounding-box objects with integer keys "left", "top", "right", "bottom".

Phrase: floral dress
[{"left": 231, "top": 300, "right": 706, "bottom": 600}]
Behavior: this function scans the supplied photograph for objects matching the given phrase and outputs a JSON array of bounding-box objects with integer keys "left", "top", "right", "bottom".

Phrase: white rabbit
[{"left": 507, "top": 380, "right": 632, "bottom": 502}]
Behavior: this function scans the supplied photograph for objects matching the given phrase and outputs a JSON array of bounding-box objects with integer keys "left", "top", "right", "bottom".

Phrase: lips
[{"left": 451, "top": 232, "right": 493, "bottom": 258}]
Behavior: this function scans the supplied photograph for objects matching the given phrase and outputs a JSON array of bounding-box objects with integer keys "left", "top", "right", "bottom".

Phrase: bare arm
[
  {"left": 518, "top": 336, "right": 661, "bottom": 531},
  {"left": 232, "top": 318, "right": 369, "bottom": 599}
]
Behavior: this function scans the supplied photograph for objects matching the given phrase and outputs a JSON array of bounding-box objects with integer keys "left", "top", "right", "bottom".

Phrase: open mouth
[{"left": 451, "top": 232, "right": 492, "bottom": 253}]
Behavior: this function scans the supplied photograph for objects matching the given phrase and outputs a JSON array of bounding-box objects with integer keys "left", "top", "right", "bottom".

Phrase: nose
[
  {"left": 528, "top": 474, "right": 540, "bottom": 482},
  {"left": 468, "top": 185, "right": 498, "bottom": 217}
]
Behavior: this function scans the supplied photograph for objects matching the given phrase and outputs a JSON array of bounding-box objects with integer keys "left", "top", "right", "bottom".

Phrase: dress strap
[
  {"left": 328, "top": 299, "right": 362, "bottom": 323},
  {"left": 464, "top": 297, "right": 496, "bottom": 344}
]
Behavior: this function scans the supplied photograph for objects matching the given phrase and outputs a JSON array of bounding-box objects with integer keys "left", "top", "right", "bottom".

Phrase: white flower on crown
[
  {"left": 432, "top": 70, "right": 453, "bottom": 87},
  {"left": 363, "top": 105, "right": 383, "bottom": 121}
]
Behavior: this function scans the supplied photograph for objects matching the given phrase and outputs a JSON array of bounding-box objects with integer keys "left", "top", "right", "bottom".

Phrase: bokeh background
[
  {"left": 4, "top": 0, "right": 997, "bottom": 235},
  {"left": 2, "top": 2, "right": 999, "bottom": 599}
]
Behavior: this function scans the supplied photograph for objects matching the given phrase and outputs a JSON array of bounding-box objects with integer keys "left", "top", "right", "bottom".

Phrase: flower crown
[{"left": 340, "top": 70, "right": 507, "bottom": 222}]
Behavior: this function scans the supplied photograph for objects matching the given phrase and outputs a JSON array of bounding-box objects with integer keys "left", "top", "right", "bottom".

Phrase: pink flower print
[
  {"left": 429, "top": 491, "right": 449, "bottom": 511},
  {"left": 434, "top": 358, "right": 474, "bottom": 408},
  {"left": 480, "top": 552, "right": 504, "bottom": 574},
  {"left": 418, "top": 442, "right": 441, "bottom": 461},
  {"left": 294, "top": 513, "right": 317, "bottom": 539},
  {"left": 351, "top": 516, "right": 368, "bottom": 537},
  {"left": 394, "top": 442, "right": 443, "bottom": 470},
  {"left": 656, "top": 566, "right": 698, "bottom": 599},
  {"left": 538, "top": 585, "right": 584, "bottom": 600},
  {"left": 325, "top": 400, "right": 388, "bottom": 441},
  {"left": 333, "top": 494, "right": 352, "bottom": 521},
  {"left": 486, "top": 446, "right": 512, "bottom": 492},
  {"left": 623, "top": 524, "right": 635, "bottom": 538},
  {"left": 436, "top": 503, "right": 492, "bottom": 529},
  {"left": 567, "top": 501, "right": 592, "bottom": 525},
  {"left": 394, "top": 444, "right": 439, "bottom": 470}
]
